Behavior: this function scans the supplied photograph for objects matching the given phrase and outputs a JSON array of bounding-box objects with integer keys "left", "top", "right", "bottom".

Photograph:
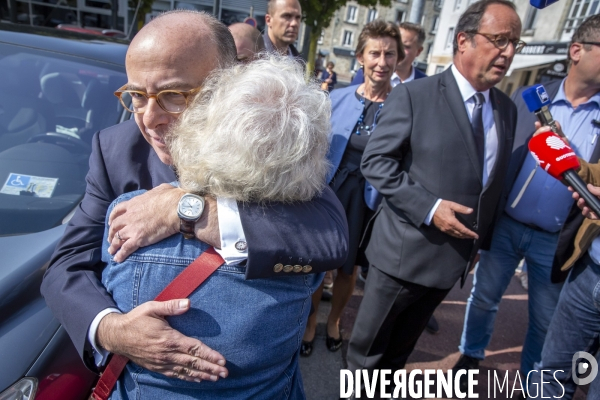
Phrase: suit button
[
  {"left": 302, "top": 265, "right": 312, "bottom": 273},
  {"left": 274, "top": 263, "right": 283, "bottom": 273},
  {"left": 283, "top": 265, "right": 293, "bottom": 273},
  {"left": 293, "top": 265, "right": 303, "bottom": 273}
]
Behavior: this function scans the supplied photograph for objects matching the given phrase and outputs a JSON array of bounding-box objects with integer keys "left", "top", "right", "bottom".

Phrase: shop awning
[{"left": 506, "top": 54, "right": 567, "bottom": 76}]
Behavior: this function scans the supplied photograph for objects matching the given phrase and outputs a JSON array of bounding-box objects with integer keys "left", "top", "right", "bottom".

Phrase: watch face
[{"left": 179, "top": 195, "right": 203, "bottom": 219}]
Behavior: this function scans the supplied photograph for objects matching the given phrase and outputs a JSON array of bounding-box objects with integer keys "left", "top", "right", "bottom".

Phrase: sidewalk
[{"left": 300, "top": 270, "right": 587, "bottom": 399}]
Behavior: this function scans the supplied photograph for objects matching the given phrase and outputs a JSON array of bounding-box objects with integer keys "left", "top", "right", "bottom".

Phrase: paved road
[{"left": 300, "top": 269, "right": 588, "bottom": 399}]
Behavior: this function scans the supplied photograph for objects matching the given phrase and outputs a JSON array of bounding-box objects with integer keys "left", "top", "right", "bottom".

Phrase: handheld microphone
[
  {"left": 530, "top": 0, "right": 560, "bottom": 9},
  {"left": 529, "top": 131, "right": 600, "bottom": 216},
  {"left": 522, "top": 84, "right": 565, "bottom": 138}
]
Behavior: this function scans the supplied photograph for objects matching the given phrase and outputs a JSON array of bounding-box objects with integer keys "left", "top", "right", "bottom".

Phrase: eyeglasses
[
  {"left": 467, "top": 31, "right": 527, "bottom": 54},
  {"left": 580, "top": 41, "right": 600, "bottom": 47},
  {"left": 114, "top": 85, "right": 201, "bottom": 114}
]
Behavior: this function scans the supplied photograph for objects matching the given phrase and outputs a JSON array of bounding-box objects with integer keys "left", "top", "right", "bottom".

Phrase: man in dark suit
[
  {"left": 347, "top": 0, "right": 521, "bottom": 375},
  {"left": 41, "top": 10, "right": 348, "bottom": 381},
  {"left": 263, "top": 0, "right": 303, "bottom": 59},
  {"left": 455, "top": 14, "right": 600, "bottom": 380}
]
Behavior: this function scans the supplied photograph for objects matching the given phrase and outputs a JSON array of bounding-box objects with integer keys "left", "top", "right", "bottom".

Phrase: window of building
[
  {"left": 445, "top": 27, "right": 454, "bottom": 50},
  {"left": 523, "top": 7, "right": 538, "bottom": 33},
  {"left": 318, "top": 31, "right": 325, "bottom": 44},
  {"left": 431, "top": 15, "right": 439, "bottom": 33},
  {"left": 346, "top": 5, "right": 358, "bottom": 23},
  {"left": 435, "top": 65, "right": 445, "bottom": 74},
  {"left": 563, "top": 0, "right": 599, "bottom": 36},
  {"left": 395, "top": 10, "right": 405, "bottom": 24},
  {"left": 342, "top": 30, "right": 354, "bottom": 47},
  {"left": 366, "top": 8, "right": 378, "bottom": 23},
  {"left": 454, "top": 0, "right": 462, "bottom": 10},
  {"left": 426, "top": 42, "right": 433, "bottom": 58}
]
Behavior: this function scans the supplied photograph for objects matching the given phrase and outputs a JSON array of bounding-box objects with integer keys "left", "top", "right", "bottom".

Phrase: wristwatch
[{"left": 177, "top": 193, "right": 205, "bottom": 239}]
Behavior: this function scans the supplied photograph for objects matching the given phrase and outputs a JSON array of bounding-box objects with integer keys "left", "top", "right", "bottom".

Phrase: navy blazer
[
  {"left": 327, "top": 85, "right": 381, "bottom": 210},
  {"left": 506, "top": 79, "right": 600, "bottom": 282},
  {"left": 41, "top": 119, "right": 348, "bottom": 371}
]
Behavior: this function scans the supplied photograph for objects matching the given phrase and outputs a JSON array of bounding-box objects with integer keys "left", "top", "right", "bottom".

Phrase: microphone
[
  {"left": 530, "top": 0, "right": 560, "bottom": 9},
  {"left": 529, "top": 131, "right": 600, "bottom": 216},
  {"left": 522, "top": 84, "right": 565, "bottom": 138}
]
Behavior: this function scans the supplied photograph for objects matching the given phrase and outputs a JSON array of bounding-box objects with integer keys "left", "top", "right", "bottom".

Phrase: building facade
[{"left": 2, "top": 0, "right": 267, "bottom": 39}]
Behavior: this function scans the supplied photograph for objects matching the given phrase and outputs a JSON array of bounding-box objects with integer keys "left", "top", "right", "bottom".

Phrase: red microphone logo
[{"left": 528, "top": 131, "right": 580, "bottom": 180}]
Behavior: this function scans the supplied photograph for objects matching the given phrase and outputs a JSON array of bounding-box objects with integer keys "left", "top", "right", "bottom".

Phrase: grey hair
[
  {"left": 168, "top": 55, "right": 331, "bottom": 203},
  {"left": 151, "top": 10, "right": 237, "bottom": 68}
]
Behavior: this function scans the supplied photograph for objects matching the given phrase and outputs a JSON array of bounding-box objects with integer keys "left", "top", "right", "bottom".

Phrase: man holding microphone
[{"left": 454, "top": 13, "right": 600, "bottom": 384}]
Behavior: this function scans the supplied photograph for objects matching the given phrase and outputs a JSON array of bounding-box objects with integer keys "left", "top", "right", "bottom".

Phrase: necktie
[{"left": 471, "top": 92, "right": 485, "bottom": 174}]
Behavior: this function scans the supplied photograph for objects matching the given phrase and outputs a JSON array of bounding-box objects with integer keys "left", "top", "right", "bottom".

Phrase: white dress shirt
[
  {"left": 88, "top": 198, "right": 246, "bottom": 365},
  {"left": 424, "top": 65, "right": 498, "bottom": 225},
  {"left": 391, "top": 66, "right": 416, "bottom": 87}
]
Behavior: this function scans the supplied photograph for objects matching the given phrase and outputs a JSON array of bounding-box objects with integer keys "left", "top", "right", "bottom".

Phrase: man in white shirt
[
  {"left": 391, "top": 22, "right": 427, "bottom": 85},
  {"left": 347, "top": 0, "right": 521, "bottom": 385}
]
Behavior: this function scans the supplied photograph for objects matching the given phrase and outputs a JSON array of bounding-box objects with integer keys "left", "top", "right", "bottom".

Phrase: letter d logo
[{"left": 572, "top": 351, "right": 598, "bottom": 385}]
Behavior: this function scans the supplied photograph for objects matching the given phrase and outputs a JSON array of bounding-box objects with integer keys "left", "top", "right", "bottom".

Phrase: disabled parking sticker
[{"left": 1, "top": 173, "right": 58, "bottom": 198}]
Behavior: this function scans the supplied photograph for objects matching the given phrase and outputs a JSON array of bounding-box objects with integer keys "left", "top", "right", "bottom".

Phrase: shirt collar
[
  {"left": 553, "top": 78, "right": 600, "bottom": 108},
  {"left": 391, "top": 72, "right": 401, "bottom": 87},
  {"left": 403, "top": 66, "right": 416, "bottom": 83},
  {"left": 451, "top": 64, "right": 490, "bottom": 104},
  {"left": 391, "top": 67, "right": 416, "bottom": 86}
]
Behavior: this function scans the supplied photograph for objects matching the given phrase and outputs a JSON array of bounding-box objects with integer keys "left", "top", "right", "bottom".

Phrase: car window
[{"left": 0, "top": 42, "right": 127, "bottom": 235}]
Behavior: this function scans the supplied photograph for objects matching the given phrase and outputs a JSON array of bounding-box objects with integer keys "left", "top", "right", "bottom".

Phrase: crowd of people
[{"left": 38, "top": 0, "right": 600, "bottom": 398}]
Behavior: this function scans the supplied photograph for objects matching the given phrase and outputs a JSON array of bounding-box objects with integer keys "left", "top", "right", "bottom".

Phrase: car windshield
[{"left": 0, "top": 42, "right": 127, "bottom": 236}]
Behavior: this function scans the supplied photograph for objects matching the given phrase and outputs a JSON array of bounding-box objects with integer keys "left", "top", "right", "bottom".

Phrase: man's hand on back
[
  {"left": 107, "top": 184, "right": 221, "bottom": 262},
  {"left": 97, "top": 299, "right": 228, "bottom": 382}
]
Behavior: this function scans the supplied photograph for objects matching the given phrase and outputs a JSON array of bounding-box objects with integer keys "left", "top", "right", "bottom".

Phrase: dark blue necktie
[{"left": 471, "top": 92, "right": 485, "bottom": 174}]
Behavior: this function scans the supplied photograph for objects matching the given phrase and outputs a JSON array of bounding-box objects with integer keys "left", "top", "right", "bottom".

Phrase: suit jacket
[
  {"left": 506, "top": 79, "right": 600, "bottom": 282},
  {"left": 327, "top": 84, "right": 380, "bottom": 210},
  {"left": 361, "top": 68, "right": 517, "bottom": 289},
  {"left": 41, "top": 119, "right": 348, "bottom": 371}
]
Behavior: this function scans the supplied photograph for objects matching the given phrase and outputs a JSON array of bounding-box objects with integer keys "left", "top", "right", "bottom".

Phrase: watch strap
[{"left": 180, "top": 219, "right": 196, "bottom": 239}]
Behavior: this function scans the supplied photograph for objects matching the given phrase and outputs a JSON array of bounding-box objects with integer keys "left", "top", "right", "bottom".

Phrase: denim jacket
[{"left": 101, "top": 190, "right": 322, "bottom": 400}]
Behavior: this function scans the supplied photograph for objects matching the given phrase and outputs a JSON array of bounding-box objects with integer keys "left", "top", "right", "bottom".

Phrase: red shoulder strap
[{"left": 91, "top": 247, "right": 224, "bottom": 400}]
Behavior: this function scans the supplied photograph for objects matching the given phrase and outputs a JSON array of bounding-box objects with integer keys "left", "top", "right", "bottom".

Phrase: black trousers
[{"left": 347, "top": 265, "right": 450, "bottom": 371}]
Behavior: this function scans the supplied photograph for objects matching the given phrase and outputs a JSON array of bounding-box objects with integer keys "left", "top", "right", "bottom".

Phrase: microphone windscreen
[
  {"left": 528, "top": 131, "right": 580, "bottom": 179},
  {"left": 522, "top": 84, "right": 552, "bottom": 112},
  {"left": 530, "top": 0, "right": 560, "bottom": 9}
]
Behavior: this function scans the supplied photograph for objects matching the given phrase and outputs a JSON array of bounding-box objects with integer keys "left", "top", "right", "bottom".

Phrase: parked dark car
[{"left": 0, "top": 23, "right": 129, "bottom": 400}]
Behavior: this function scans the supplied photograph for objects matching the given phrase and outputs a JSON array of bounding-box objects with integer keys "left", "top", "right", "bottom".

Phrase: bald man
[
  {"left": 41, "top": 10, "right": 347, "bottom": 382},
  {"left": 229, "top": 22, "right": 265, "bottom": 63}
]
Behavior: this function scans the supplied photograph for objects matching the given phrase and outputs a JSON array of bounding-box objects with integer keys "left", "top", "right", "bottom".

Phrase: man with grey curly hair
[
  {"left": 100, "top": 55, "right": 331, "bottom": 398},
  {"left": 41, "top": 10, "right": 348, "bottom": 388}
]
